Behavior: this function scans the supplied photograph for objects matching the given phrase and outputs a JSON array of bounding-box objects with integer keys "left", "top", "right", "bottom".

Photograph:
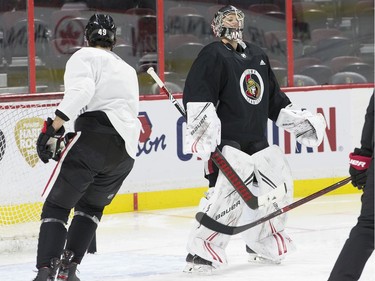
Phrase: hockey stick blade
[
  {"left": 147, "top": 67, "right": 259, "bottom": 209},
  {"left": 196, "top": 177, "right": 352, "bottom": 235}
]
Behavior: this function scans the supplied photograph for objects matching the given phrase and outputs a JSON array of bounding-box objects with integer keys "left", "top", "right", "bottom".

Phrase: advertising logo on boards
[
  {"left": 14, "top": 117, "right": 44, "bottom": 167},
  {"left": 137, "top": 112, "right": 166, "bottom": 157}
]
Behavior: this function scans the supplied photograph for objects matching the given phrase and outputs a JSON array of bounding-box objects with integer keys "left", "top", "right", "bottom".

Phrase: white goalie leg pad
[
  {"left": 240, "top": 145, "right": 295, "bottom": 262},
  {"left": 187, "top": 145, "right": 254, "bottom": 267},
  {"left": 248, "top": 229, "right": 296, "bottom": 263}
]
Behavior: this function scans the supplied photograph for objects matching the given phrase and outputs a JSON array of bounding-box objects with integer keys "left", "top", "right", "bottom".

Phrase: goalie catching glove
[
  {"left": 185, "top": 102, "right": 221, "bottom": 161},
  {"left": 36, "top": 117, "right": 65, "bottom": 163},
  {"left": 276, "top": 104, "right": 326, "bottom": 147}
]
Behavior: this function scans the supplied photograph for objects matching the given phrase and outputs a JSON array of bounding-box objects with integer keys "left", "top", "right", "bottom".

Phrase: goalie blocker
[
  {"left": 185, "top": 102, "right": 221, "bottom": 161},
  {"left": 186, "top": 145, "right": 295, "bottom": 267}
]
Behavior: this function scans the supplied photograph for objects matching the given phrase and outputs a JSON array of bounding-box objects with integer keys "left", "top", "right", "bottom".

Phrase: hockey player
[
  {"left": 328, "top": 92, "right": 374, "bottom": 281},
  {"left": 33, "top": 14, "right": 141, "bottom": 281},
  {"left": 182, "top": 5, "right": 326, "bottom": 273}
]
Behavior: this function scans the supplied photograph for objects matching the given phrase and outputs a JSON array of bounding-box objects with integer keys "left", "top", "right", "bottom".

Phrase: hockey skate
[
  {"left": 56, "top": 250, "right": 80, "bottom": 281},
  {"left": 183, "top": 253, "right": 214, "bottom": 274},
  {"left": 33, "top": 258, "right": 61, "bottom": 281},
  {"left": 246, "top": 246, "right": 281, "bottom": 265}
]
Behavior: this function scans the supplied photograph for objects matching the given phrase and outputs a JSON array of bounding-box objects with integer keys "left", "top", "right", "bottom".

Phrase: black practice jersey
[{"left": 183, "top": 41, "right": 291, "bottom": 142}]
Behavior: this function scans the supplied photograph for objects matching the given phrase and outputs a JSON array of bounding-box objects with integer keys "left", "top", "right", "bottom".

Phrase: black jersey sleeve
[
  {"left": 360, "top": 92, "right": 374, "bottom": 155},
  {"left": 266, "top": 56, "right": 291, "bottom": 122},
  {"left": 182, "top": 44, "right": 226, "bottom": 109}
]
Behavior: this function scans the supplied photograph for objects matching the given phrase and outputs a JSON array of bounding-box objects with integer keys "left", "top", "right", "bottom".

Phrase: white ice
[{"left": 0, "top": 194, "right": 374, "bottom": 281}]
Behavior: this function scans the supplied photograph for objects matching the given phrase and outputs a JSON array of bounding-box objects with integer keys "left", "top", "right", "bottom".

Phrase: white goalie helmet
[{"left": 211, "top": 5, "right": 245, "bottom": 42}]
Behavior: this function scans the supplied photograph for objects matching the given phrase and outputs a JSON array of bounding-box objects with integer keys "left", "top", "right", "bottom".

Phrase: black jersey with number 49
[{"left": 183, "top": 41, "right": 291, "bottom": 143}]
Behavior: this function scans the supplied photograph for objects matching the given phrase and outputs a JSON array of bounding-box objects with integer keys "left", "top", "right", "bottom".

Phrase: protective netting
[{"left": 0, "top": 93, "right": 67, "bottom": 251}]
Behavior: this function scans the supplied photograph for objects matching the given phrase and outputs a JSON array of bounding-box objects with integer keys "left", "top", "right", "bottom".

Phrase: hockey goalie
[
  {"left": 181, "top": 4, "right": 326, "bottom": 274},
  {"left": 182, "top": 100, "right": 325, "bottom": 273}
]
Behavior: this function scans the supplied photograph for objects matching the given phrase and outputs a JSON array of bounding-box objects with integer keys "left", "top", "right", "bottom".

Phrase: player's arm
[
  {"left": 182, "top": 47, "right": 223, "bottom": 108},
  {"left": 349, "top": 93, "right": 374, "bottom": 188},
  {"left": 57, "top": 52, "right": 96, "bottom": 120},
  {"left": 265, "top": 55, "right": 326, "bottom": 147},
  {"left": 51, "top": 115, "right": 66, "bottom": 132},
  {"left": 182, "top": 47, "right": 223, "bottom": 160},
  {"left": 36, "top": 52, "right": 95, "bottom": 163}
]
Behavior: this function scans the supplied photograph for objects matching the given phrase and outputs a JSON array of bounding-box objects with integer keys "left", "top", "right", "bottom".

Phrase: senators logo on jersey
[{"left": 240, "top": 69, "right": 264, "bottom": 105}]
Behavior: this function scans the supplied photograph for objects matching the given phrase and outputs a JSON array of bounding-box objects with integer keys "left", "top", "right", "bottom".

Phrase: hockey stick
[
  {"left": 195, "top": 176, "right": 352, "bottom": 235},
  {"left": 147, "top": 67, "right": 281, "bottom": 210}
]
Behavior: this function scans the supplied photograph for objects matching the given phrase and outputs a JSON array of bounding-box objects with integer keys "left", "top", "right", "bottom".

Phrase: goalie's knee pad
[{"left": 187, "top": 145, "right": 254, "bottom": 267}]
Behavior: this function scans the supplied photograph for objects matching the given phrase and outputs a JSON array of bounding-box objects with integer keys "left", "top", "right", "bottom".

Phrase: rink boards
[{"left": 0, "top": 86, "right": 373, "bottom": 215}]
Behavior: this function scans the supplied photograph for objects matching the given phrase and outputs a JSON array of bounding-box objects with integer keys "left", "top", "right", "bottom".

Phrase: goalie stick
[
  {"left": 147, "top": 67, "right": 286, "bottom": 210},
  {"left": 195, "top": 176, "right": 352, "bottom": 235}
]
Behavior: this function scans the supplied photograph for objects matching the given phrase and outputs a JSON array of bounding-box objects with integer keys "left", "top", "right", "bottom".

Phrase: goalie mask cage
[{"left": 0, "top": 92, "right": 70, "bottom": 252}]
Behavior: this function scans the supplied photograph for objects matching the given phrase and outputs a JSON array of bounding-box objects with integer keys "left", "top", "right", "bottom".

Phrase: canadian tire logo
[
  {"left": 14, "top": 117, "right": 44, "bottom": 167},
  {"left": 0, "top": 129, "right": 5, "bottom": 162}
]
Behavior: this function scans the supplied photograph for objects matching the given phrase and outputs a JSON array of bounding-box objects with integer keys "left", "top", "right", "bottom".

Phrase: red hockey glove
[
  {"left": 36, "top": 118, "right": 65, "bottom": 163},
  {"left": 349, "top": 148, "right": 372, "bottom": 189}
]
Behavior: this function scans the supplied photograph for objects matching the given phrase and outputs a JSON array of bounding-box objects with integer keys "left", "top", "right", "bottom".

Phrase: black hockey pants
[{"left": 37, "top": 112, "right": 135, "bottom": 268}]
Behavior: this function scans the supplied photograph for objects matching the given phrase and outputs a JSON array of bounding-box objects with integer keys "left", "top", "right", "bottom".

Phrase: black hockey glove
[
  {"left": 349, "top": 147, "right": 372, "bottom": 189},
  {"left": 36, "top": 117, "right": 65, "bottom": 163}
]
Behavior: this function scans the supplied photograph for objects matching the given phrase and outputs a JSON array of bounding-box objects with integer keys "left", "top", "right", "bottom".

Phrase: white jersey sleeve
[
  {"left": 57, "top": 47, "right": 141, "bottom": 159},
  {"left": 57, "top": 48, "right": 96, "bottom": 120}
]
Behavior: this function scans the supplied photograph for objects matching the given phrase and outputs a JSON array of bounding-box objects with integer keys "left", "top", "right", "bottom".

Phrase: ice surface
[{"left": 0, "top": 194, "right": 374, "bottom": 281}]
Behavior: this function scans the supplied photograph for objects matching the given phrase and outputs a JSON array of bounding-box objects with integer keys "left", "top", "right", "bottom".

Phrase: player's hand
[
  {"left": 36, "top": 118, "right": 65, "bottom": 163},
  {"left": 349, "top": 148, "right": 372, "bottom": 189}
]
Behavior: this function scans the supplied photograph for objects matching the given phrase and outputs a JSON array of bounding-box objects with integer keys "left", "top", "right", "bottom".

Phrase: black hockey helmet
[
  {"left": 85, "top": 14, "right": 116, "bottom": 48},
  {"left": 211, "top": 5, "right": 244, "bottom": 41}
]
